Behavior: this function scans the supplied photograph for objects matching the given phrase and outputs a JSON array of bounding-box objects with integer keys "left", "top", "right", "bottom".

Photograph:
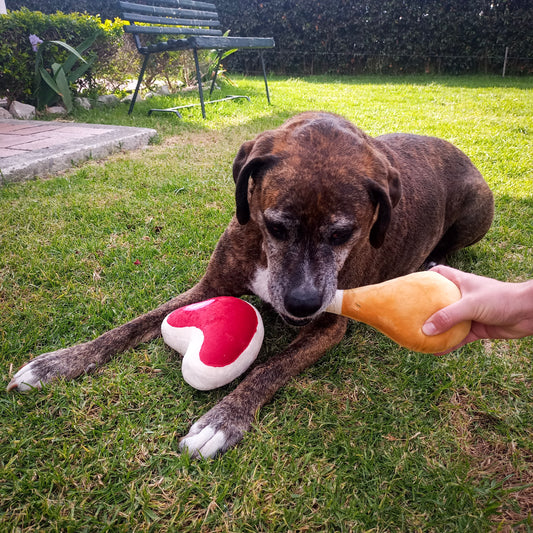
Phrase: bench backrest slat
[
  {"left": 123, "top": 25, "right": 223, "bottom": 36},
  {"left": 120, "top": 1, "right": 217, "bottom": 20},
  {"left": 123, "top": 12, "right": 221, "bottom": 28},
  {"left": 140, "top": 0, "right": 217, "bottom": 9}
]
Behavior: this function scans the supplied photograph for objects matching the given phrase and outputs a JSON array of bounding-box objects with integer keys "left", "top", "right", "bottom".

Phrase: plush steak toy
[{"left": 161, "top": 297, "right": 264, "bottom": 390}]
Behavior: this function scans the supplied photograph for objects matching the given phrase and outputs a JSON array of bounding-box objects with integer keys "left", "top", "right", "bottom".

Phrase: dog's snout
[{"left": 284, "top": 286, "right": 323, "bottom": 318}]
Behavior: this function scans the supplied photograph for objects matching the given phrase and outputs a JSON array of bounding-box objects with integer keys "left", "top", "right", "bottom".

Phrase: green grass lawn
[{"left": 1, "top": 75, "right": 532, "bottom": 532}]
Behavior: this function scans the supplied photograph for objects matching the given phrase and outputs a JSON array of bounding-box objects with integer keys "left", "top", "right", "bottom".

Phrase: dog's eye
[
  {"left": 329, "top": 228, "right": 353, "bottom": 246},
  {"left": 265, "top": 220, "right": 288, "bottom": 241}
]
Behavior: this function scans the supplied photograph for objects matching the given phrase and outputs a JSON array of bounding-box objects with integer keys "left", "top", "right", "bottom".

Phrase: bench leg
[
  {"left": 129, "top": 53, "right": 150, "bottom": 115},
  {"left": 260, "top": 51, "right": 271, "bottom": 105},
  {"left": 193, "top": 49, "right": 206, "bottom": 119}
]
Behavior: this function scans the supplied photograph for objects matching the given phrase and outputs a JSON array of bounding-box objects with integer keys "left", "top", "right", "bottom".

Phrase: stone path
[{"left": 0, "top": 119, "right": 157, "bottom": 184}]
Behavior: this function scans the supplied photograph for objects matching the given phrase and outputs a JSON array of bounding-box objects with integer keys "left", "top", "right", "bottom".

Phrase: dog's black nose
[{"left": 284, "top": 287, "right": 323, "bottom": 318}]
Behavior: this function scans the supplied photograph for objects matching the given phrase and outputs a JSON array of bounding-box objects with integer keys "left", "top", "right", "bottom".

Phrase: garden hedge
[{"left": 215, "top": 0, "right": 532, "bottom": 75}]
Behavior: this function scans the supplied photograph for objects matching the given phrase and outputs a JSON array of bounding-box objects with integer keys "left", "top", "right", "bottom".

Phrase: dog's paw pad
[{"left": 179, "top": 423, "right": 228, "bottom": 459}]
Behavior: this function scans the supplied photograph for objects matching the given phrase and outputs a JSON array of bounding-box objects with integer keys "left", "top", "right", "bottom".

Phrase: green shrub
[
  {"left": 0, "top": 9, "right": 127, "bottom": 104},
  {"left": 7, "top": 0, "right": 119, "bottom": 20},
  {"left": 83, "top": 16, "right": 140, "bottom": 96},
  {"left": 0, "top": 9, "right": 218, "bottom": 106}
]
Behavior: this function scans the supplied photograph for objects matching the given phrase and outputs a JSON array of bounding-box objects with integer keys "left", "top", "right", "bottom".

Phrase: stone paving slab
[{"left": 0, "top": 119, "right": 157, "bottom": 184}]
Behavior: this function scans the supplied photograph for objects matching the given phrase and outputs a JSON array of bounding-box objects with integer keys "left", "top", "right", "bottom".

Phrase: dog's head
[{"left": 233, "top": 112, "right": 401, "bottom": 326}]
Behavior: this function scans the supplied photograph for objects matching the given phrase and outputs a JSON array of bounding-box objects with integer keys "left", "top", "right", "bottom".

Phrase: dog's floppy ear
[
  {"left": 232, "top": 140, "right": 255, "bottom": 184},
  {"left": 233, "top": 133, "right": 279, "bottom": 225},
  {"left": 365, "top": 168, "right": 402, "bottom": 248},
  {"left": 234, "top": 155, "right": 278, "bottom": 225}
]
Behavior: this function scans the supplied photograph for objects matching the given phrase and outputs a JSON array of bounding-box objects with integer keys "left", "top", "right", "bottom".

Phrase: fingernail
[{"left": 422, "top": 322, "right": 436, "bottom": 336}]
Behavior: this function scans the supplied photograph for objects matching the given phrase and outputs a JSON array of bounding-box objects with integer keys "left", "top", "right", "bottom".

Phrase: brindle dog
[{"left": 8, "top": 112, "right": 494, "bottom": 458}]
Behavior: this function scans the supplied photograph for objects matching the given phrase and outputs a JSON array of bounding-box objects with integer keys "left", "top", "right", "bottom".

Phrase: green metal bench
[{"left": 120, "top": 0, "right": 275, "bottom": 118}]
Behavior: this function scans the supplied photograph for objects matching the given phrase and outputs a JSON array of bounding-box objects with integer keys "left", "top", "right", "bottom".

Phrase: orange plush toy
[{"left": 326, "top": 271, "right": 469, "bottom": 353}]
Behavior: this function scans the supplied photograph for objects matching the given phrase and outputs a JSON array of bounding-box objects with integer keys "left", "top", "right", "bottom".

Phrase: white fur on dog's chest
[{"left": 249, "top": 267, "right": 271, "bottom": 303}]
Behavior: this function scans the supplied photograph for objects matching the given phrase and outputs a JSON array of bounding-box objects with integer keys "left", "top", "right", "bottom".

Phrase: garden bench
[{"left": 120, "top": 0, "right": 275, "bottom": 118}]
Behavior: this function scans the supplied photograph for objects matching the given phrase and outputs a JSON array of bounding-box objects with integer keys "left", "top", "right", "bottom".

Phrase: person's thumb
[{"left": 422, "top": 302, "right": 465, "bottom": 336}]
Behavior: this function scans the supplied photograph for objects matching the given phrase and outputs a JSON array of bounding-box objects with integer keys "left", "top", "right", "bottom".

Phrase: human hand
[{"left": 422, "top": 265, "right": 533, "bottom": 353}]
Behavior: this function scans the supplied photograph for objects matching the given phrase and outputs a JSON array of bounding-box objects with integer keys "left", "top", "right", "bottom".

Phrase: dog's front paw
[
  {"left": 179, "top": 399, "right": 253, "bottom": 458},
  {"left": 7, "top": 344, "right": 97, "bottom": 392}
]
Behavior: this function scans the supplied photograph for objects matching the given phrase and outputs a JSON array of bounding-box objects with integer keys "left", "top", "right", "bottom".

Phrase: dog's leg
[
  {"left": 7, "top": 282, "right": 223, "bottom": 392},
  {"left": 426, "top": 174, "right": 494, "bottom": 265},
  {"left": 179, "top": 313, "right": 349, "bottom": 458}
]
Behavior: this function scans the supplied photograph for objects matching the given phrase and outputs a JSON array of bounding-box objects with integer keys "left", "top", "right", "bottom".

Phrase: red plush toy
[{"left": 161, "top": 297, "right": 264, "bottom": 390}]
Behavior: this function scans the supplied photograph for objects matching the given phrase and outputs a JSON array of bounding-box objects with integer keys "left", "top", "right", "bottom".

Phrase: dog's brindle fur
[{"left": 8, "top": 112, "right": 494, "bottom": 458}]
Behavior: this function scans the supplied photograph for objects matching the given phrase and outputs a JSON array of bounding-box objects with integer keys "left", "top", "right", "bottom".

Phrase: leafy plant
[
  {"left": 199, "top": 31, "right": 238, "bottom": 88},
  {"left": 32, "top": 33, "right": 97, "bottom": 112},
  {"left": 204, "top": 46, "right": 238, "bottom": 87}
]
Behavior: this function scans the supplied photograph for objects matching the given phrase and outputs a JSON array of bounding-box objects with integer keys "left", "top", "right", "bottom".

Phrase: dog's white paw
[
  {"left": 179, "top": 422, "right": 229, "bottom": 459},
  {"left": 7, "top": 361, "right": 43, "bottom": 392},
  {"left": 7, "top": 344, "right": 98, "bottom": 392},
  {"left": 179, "top": 399, "right": 253, "bottom": 458}
]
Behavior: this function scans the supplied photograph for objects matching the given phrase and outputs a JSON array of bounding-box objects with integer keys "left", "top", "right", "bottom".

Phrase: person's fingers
[
  {"left": 429, "top": 264, "right": 462, "bottom": 287},
  {"left": 422, "top": 299, "right": 471, "bottom": 336}
]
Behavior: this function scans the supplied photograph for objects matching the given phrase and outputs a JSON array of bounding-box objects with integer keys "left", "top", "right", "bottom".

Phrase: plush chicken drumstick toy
[
  {"left": 326, "top": 271, "right": 470, "bottom": 353},
  {"left": 161, "top": 297, "right": 264, "bottom": 390}
]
